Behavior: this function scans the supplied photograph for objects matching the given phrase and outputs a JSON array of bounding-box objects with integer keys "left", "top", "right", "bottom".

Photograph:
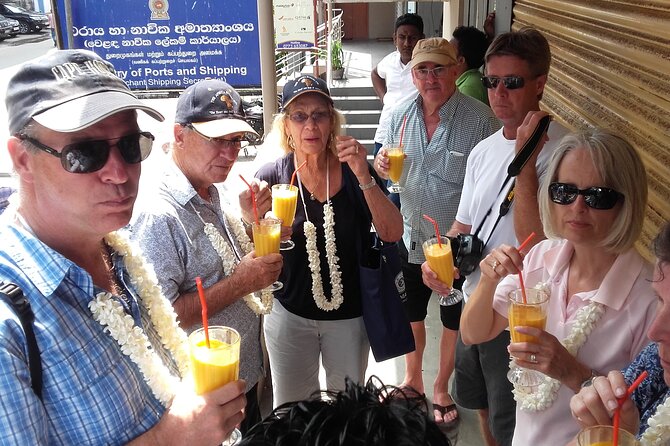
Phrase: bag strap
[{"left": 0, "top": 281, "right": 43, "bottom": 400}]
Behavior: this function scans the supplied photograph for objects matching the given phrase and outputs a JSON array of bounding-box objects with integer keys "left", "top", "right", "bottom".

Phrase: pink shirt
[{"left": 492, "top": 239, "right": 657, "bottom": 446}]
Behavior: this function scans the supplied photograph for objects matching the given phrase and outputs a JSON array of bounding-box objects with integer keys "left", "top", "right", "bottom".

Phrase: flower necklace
[
  {"left": 89, "top": 231, "right": 190, "bottom": 406},
  {"left": 191, "top": 203, "right": 273, "bottom": 315},
  {"left": 513, "top": 283, "right": 606, "bottom": 412},
  {"left": 640, "top": 392, "right": 670, "bottom": 445},
  {"left": 296, "top": 157, "right": 344, "bottom": 311}
]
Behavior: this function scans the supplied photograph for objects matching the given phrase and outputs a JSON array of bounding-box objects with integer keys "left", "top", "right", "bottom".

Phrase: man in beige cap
[{"left": 374, "top": 37, "right": 500, "bottom": 427}]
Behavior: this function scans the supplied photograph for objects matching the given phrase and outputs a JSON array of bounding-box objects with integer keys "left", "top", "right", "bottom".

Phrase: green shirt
[{"left": 456, "top": 68, "right": 489, "bottom": 106}]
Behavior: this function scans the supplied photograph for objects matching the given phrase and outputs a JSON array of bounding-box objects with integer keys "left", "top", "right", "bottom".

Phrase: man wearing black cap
[
  {"left": 0, "top": 50, "right": 246, "bottom": 444},
  {"left": 131, "top": 79, "right": 283, "bottom": 433}
]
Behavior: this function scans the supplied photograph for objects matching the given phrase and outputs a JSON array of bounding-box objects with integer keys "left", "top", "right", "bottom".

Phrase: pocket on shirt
[{"left": 433, "top": 150, "right": 467, "bottom": 184}]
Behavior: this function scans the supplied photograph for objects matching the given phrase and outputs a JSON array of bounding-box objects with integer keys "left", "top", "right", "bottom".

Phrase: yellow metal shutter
[{"left": 513, "top": 0, "right": 670, "bottom": 259}]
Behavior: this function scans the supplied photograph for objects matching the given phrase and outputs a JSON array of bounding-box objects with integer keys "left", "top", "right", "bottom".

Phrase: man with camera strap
[{"left": 422, "top": 28, "right": 569, "bottom": 446}]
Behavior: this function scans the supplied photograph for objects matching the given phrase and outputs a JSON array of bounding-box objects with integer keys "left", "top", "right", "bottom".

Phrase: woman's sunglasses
[
  {"left": 549, "top": 182, "right": 623, "bottom": 210},
  {"left": 18, "top": 132, "right": 154, "bottom": 174}
]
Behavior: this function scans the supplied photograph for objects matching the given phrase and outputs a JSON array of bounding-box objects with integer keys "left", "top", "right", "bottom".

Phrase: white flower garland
[
  {"left": 513, "top": 284, "right": 606, "bottom": 412},
  {"left": 196, "top": 206, "right": 272, "bottom": 315},
  {"left": 297, "top": 160, "right": 344, "bottom": 311},
  {"left": 89, "top": 231, "right": 190, "bottom": 406},
  {"left": 640, "top": 394, "right": 670, "bottom": 445}
]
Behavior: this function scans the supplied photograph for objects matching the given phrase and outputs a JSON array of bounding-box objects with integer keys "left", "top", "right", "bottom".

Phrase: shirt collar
[
  {"left": 163, "top": 158, "right": 219, "bottom": 208},
  {"left": 543, "top": 240, "right": 646, "bottom": 310}
]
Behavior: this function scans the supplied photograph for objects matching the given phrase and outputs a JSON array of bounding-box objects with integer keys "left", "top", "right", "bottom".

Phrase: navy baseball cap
[
  {"left": 281, "top": 75, "right": 333, "bottom": 111},
  {"left": 175, "top": 79, "right": 258, "bottom": 139},
  {"left": 6, "top": 49, "right": 163, "bottom": 134}
]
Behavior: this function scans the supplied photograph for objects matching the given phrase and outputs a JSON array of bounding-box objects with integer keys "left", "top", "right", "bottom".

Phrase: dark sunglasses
[
  {"left": 549, "top": 182, "right": 623, "bottom": 210},
  {"left": 19, "top": 132, "right": 154, "bottom": 174},
  {"left": 482, "top": 75, "right": 525, "bottom": 90},
  {"left": 288, "top": 111, "right": 331, "bottom": 124}
]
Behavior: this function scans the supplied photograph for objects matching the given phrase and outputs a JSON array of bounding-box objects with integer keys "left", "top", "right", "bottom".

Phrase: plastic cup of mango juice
[
  {"left": 252, "top": 217, "right": 281, "bottom": 256},
  {"left": 508, "top": 288, "right": 549, "bottom": 344},
  {"left": 422, "top": 236, "right": 454, "bottom": 288},
  {"left": 272, "top": 184, "right": 298, "bottom": 227},
  {"left": 577, "top": 425, "right": 638, "bottom": 446},
  {"left": 188, "top": 326, "right": 240, "bottom": 395},
  {"left": 387, "top": 147, "right": 405, "bottom": 183}
]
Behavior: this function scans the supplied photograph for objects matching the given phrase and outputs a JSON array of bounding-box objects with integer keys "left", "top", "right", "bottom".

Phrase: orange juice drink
[
  {"left": 508, "top": 288, "right": 549, "bottom": 344},
  {"left": 387, "top": 147, "right": 405, "bottom": 183},
  {"left": 577, "top": 425, "right": 638, "bottom": 446},
  {"left": 252, "top": 218, "right": 281, "bottom": 256},
  {"left": 423, "top": 237, "right": 454, "bottom": 288},
  {"left": 272, "top": 184, "right": 298, "bottom": 227},
  {"left": 188, "top": 326, "right": 240, "bottom": 395}
]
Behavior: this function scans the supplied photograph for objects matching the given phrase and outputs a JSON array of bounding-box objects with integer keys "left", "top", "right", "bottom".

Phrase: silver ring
[
  {"left": 355, "top": 146, "right": 359, "bottom": 154},
  {"left": 530, "top": 353, "right": 537, "bottom": 363}
]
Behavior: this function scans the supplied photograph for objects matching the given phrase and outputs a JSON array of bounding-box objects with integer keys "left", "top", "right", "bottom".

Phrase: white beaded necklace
[{"left": 296, "top": 157, "right": 344, "bottom": 311}]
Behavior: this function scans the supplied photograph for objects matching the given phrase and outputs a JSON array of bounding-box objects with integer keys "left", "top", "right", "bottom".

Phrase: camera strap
[{"left": 472, "top": 174, "right": 515, "bottom": 246}]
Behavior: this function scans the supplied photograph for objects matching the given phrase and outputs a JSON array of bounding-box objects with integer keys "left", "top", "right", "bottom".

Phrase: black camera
[{"left": 453, "top": 234, "right": 485, "bottom": 276}]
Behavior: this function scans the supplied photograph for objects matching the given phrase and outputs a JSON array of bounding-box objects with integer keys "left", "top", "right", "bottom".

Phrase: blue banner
[{"left": 53, "top": 0, "right": 261, "bottom": 90}]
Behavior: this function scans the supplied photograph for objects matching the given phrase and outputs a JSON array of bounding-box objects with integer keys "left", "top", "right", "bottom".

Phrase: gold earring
[{"left": 288, "top": 135, "right": 296, "bottom": 150}]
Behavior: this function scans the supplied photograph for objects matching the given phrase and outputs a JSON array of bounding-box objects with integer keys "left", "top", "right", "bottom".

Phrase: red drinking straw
[
  {"left": 239, "top": 174, "right": 259, "bottom": 224},
  {"left": 516, "top": 232, "right": 536, "bottom": 304},
  {"left": 613, "top": 370, "right": 648, "bottom": 446},
  {"left": 290, "top": 160, "right": 307, "bottom": 188},
  {"left": 398, "top": 115, "right": 408, "bottom": 149},
  {"left": 422, "top": 214, "right": 442, "bottom": 248},
  {"left": 195, "top": 277, "right": 210, "bottom": 349}
]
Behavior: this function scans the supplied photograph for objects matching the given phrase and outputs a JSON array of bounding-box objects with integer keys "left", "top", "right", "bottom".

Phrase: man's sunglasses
[
  {"left": 549, "top": 182, "right": 623, "bottom": 210},
  {"left": 18, "top": 132, "right": 154, "bottom": 174},
  {"left": 482, "top": 75, "right": 525, "bottom": 90},
  {"left": 186, "top": 124, "right": 253, "bottom": 149}
]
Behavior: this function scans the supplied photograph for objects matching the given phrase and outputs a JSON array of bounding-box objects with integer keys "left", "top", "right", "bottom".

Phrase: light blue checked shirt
[
  {"left": 0, "top": 222, "right": 175, "bottom": 445},
  {"left": 383, "top": 91, "right": 501, "bottom": 263}
]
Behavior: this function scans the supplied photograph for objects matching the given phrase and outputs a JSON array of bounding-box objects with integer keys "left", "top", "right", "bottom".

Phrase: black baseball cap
[
  {"left": 6, "top": 49, "right": 163, "bottom": 134},
  {"left": 281, "top": 75, "right": 333, "bottom": 111},
  {"left": 175, "top": 79, "right": 258, "bottom": 139}
]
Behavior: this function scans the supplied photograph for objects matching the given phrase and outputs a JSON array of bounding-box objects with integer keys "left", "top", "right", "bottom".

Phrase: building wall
[{"left": 514, "top": 0, "right": 670, "bottom": 259}]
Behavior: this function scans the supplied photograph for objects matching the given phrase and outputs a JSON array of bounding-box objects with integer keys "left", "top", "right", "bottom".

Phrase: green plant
[{"left": 331, "top": 40, "right": 343, "bottom": 70}]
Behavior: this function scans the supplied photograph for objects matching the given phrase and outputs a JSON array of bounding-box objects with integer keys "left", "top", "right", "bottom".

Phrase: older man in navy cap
[
  {"left": 131, "top": 79, "right": 283, "bottom": 433},
  {"left": 0, "top": 50, "right": 246, "bottom": 445}
]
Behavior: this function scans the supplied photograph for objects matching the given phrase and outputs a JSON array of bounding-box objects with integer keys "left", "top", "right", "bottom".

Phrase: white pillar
[{"left": 257, "top": 0, "right": 278, "bottom": 134}]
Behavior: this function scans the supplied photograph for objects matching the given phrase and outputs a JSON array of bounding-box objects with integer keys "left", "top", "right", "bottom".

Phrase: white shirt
[
  {"left": 374, "top": 51, "right": 418, "bottom": 144},
  {"left": 456, "top": 121, "right": 570, "bottom": 297}
]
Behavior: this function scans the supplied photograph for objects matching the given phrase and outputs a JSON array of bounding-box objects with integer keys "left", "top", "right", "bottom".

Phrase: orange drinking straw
[
  {"left": 195, "top": 277, "right": 210, "bottom": 349},
  {"left": 398, "top": 115, "right": 408, "bottom": 149},
  {"left": 613, "top": 370, "right": 648, "bottom": 446},
  {"left": 239, "top": 174, "right": 259, "bottom": 224},
  {"left": 516, "top": 232, "right": 536, "bottom": 304},
  {"left": 422, "top": 214, "right": 442, "bottom": 248},
  {"left": 290, "top": 160, "right": 307, "bottom": 188}
]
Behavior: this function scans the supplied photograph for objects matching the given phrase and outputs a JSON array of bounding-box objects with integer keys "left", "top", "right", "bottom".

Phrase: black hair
[
  {"left": 452, "top": 26, "right": 489, "bottom": 70},
  {"left": 394, "top": 13, "right": 424, "bottom": 34},
  {"left": 239, "top": 377, "right": 450, "bottom": 446}
]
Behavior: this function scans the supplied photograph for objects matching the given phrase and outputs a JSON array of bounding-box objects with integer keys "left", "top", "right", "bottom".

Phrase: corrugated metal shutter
[{"left": 513, "top": 0, "right": 670, "bottom": 259}]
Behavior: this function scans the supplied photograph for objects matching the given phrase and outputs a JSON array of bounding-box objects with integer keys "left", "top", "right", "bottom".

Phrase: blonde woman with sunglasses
[{"left": 459, "top": 129, "right": 656, "bottom": 445}]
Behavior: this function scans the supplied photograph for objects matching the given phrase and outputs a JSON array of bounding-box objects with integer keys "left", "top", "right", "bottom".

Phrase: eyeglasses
[
  {"left": 19, "top": 132, "right": 154, "bottom": 174},
  {"left": 549, "top": 182, "right": 623, "bottom": 210},
  {"left": 413, "top": 66, "right": 450, "bottom": 80},
  {"left": 482, "top": 76, "right": 525, "bottom": 90},
  {"left": 186, "top": 124, "right": 250, "bottom": 150},
  {"left": 288, "top": 111, "right": 331, "bottom": 124}
]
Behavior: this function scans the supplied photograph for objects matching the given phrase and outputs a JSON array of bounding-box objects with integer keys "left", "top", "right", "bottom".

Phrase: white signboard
[{"left": 275, "top": 0, "right": 317, "bottom": 50}]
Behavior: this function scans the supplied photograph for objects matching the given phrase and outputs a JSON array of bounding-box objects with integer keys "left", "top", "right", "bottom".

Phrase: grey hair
[{"left": 538, "top": 129, "right": 648, "bottom": 253}]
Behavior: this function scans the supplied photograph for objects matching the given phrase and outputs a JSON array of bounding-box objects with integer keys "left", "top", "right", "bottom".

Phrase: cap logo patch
[{"left": 51, "top": 60, "right": 117, "bottom": 82}]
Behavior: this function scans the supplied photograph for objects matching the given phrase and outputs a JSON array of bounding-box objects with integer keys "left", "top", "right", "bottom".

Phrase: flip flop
[{"left": 433, "top": 402, "right": 459, "bottom": 428}]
